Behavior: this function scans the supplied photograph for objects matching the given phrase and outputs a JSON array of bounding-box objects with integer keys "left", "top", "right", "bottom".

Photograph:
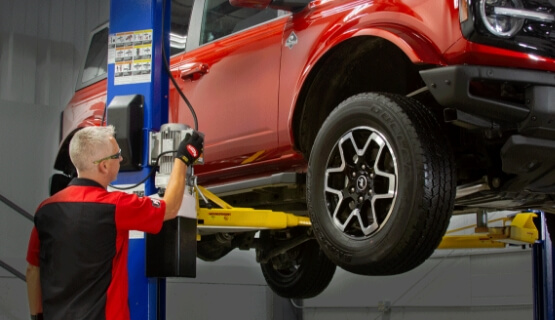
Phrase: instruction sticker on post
[{"left": 108, "top": 29, "right": 153, "bottom": 85}]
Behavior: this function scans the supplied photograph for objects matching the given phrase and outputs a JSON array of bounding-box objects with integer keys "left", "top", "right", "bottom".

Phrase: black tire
[
  {"left": 196, "top": 234, "right": 234, "bottom": 261},
  {"left": 258, "top": 231, "right": 336, "bottom": 299},
  {"left": 307, "top": 93, "right": 455, "bottom": 275}
]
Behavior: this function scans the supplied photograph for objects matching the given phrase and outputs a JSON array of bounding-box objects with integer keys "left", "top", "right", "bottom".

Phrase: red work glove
[{"left": 176, "top": 131, "right": 204, "bottom": 165}]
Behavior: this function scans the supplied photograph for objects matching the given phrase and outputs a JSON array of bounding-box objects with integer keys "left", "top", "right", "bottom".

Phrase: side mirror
[
  {"left": 230, "top": 0, "right": 309, "bottom": 12},
  {"left": 107, "top": 94, "right": 144, "bottom": 171}
]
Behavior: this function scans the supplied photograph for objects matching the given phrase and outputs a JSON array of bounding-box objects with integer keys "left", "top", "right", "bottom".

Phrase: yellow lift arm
[
  {"left": 195, "top": 186, "right": 311, "bottom": 235},
  {"left": 437, "top": 212, "right": 539, "bottom": 249},
  {"left": 192, "top": 183, "right": 538, "bottom": 250}
]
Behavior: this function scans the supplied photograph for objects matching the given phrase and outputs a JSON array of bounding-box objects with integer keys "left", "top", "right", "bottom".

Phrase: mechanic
[{"left": 25, "top": 125, "right": 203, "bottom": 320}]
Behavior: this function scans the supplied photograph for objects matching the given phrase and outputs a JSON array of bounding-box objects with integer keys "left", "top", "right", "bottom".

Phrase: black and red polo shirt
[{"left": 26, "top": 178, "right": 166, "bottom": 320}]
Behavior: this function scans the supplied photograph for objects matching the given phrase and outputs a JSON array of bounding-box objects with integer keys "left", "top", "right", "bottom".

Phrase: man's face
[{"left": 106, "top": 137, "right": 122, "bottom": 182}]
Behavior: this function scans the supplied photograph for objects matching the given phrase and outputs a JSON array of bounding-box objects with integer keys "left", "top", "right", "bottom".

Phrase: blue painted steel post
[
  {"left": 107, "top": 0, "right": 170, "bottom": 319},
  {"left": 533, "top": 212, "right": 555, "bottom": 320}
]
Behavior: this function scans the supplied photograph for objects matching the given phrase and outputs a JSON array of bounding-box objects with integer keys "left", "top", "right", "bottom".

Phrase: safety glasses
[{"left": 93, "top": 149, "right": 122, "bottom": 164}]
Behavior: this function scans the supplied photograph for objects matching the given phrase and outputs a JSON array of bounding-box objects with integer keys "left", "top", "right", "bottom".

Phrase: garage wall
[
  {"left": 0, "top": 0, "right": 109, "bottom": 318},
  {"left": 301, "top": 212, "right": 535, "bottom": 319},
  {"left": 0, "top": 0, "right": 109, "bottom": 107},
  {"left": 303, "top": 249, "right": 533, "bottom": 319}
]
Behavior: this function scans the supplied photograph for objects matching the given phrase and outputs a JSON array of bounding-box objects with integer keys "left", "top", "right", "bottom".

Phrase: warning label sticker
[{"left": 108, "top": 29, "right": 153, "bottom": 85}]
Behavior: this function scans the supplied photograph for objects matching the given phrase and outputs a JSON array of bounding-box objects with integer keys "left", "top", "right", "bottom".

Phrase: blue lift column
[
  {"left": 533, "top": 212, "right": 555, "bottom": 320},
  {"left": 106, "top": 0, "right": 170, "bottom": 319}
]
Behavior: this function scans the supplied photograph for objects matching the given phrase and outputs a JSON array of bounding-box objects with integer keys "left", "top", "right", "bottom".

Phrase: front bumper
[
  {"left": 421, "top": 65, "right": 555, "bottom": 193},
  {"left": 420, "top": 65, "right": 555, "bottom": 137}
]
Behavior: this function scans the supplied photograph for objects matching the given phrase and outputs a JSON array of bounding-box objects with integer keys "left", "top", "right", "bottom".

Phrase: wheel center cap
[{"left": 356, "top": 176, "right": 368, "bottom": 192}]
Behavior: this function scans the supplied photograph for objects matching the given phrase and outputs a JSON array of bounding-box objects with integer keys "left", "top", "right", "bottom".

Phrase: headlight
[
  {"left": 479, "top": 0, "right": 525, "bottom": 38},
  {"left": 459, "top": 0, "right": 555, "bottom": 59}
]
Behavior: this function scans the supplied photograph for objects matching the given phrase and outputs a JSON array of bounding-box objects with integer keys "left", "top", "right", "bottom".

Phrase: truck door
[{"left": 168, "top": 0, "right": 287, "bottom": 181}]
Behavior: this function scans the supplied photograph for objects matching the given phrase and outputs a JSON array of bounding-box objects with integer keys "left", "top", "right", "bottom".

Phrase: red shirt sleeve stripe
[{"left": 26, "top": 227, "right": 40, "bottom": 266}]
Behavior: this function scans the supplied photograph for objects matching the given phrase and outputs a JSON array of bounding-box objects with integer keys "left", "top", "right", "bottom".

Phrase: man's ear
[{"left": 98, "top": 162, "right": 109, "bottom": 174}]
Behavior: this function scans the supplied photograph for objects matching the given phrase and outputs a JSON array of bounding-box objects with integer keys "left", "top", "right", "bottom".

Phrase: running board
[
  {"left": 206, "top": 172, "right": 303, "bottom": 196},
  {"left": 209, "top": 173, "right": 492, "bottom": 200},
  {"left": 456, "top": 182, "right": 490, "bottom": 199}
]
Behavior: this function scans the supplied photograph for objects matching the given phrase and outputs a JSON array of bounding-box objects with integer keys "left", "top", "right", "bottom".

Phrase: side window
[
  {"left": 77, "top": 26, "right": 109, "bottom": 90},
  {"left": 170, "top": 0, "right": 194, "bottom": 56},
  {"left": 200, "top": 0, "right": 278, "bottom": 45}
]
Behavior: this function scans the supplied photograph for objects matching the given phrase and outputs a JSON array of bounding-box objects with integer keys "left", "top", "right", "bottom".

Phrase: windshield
[{"left": 78, "top": 26, "right": 109, "bottom": 89}]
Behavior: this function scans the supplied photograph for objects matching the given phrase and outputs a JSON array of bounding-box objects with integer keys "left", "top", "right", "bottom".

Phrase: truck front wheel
[{"left": 307, "top": 93, "right": 456, "bottom": 275}]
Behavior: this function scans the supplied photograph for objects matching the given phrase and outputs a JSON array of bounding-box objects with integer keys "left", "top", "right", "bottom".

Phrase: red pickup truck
[{"left": 53, "top": 0, "right": 555, "bottom": 298}]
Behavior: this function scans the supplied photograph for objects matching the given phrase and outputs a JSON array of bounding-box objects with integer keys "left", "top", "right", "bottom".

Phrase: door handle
[{"left": 179, "top": 62, "right": 209, "bottom": 81}]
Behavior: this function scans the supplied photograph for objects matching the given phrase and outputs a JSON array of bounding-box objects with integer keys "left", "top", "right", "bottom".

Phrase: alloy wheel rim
[{"left": 324, "top": 126, "right": 398, "bottom": 239}]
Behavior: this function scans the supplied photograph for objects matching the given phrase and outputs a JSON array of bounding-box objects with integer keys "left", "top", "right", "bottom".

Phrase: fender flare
[
  {"left": 286, "top": 24, "right": 447, "bottom": 150},
  {"left": 351, "top": 25, "right": 446, "bottom": 65}
]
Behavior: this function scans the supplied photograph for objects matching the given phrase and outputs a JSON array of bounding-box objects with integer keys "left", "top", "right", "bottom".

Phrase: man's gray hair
[{"left": 69, "top": 126, "right": 116, "bottom": 171}]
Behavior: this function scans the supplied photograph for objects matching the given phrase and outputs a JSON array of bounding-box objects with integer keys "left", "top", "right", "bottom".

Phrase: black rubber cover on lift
[
  {"left": 107, "top": 94, "right": 143, "bottom": 171},
  {"left": 146, "top": 216, "right": 197, "bottom": 278}
]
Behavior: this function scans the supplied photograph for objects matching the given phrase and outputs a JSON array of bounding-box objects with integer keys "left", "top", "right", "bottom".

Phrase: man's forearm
[
  {"left": 162, "top": 159, "right": 188, "bottom": 220},
  {"left": 26, "top": 264, "right": 42, "bottom": 315}
]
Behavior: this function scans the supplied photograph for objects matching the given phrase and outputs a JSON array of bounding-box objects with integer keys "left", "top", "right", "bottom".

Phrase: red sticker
[{"left": 187, "top": 145, "right": 198, "bottom": 157}]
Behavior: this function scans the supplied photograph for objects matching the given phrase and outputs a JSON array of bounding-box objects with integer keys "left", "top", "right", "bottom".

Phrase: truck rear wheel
[
  {"left": 307, "top": 93, "right": 455, "bottom": 275},
  {"left": 258, "top": 230, "right": 336, "bottom": 299}
]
